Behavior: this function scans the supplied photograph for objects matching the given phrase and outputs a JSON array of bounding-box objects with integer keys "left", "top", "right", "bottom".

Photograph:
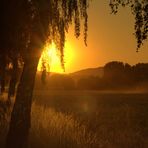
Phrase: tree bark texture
[
  {"left": 0, "top": 55, "right": 6, "bottom": 94},
  {"left": 8, "top": 57, "right": 19, "bottom": 101},
  {"left": 6, "top": 55, "right": 40, "bottom": 148}
]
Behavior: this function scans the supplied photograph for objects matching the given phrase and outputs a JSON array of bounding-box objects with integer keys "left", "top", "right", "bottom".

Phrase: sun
[{"left": 38, "top": 41, "right": 75, "bottom": 73}]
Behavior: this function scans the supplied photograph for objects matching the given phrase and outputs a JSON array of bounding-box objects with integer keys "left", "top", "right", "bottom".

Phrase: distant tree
[
  {"left": 132, "top": 63, "right": 148, "bottom": 83},
  {"left": 103, "top": 61, "right": 132, "bottom": 88},
  {"left": 104, "top": 61, "right": 124, "bottom": 78},
  {"left": 41, "top": 60, "right": 47, "bottom": 85},
  {"left": 103, "top": 61, "right": 148, "bottom": 89},
  {"left": 77, "top": 61, "right": 148, "bottom": 90},
  {"left": 40, "top": 51, "right": 50, "bottom": 85},
  {"left": 124, "top": 63, "right": 133, "bottom": 85}
]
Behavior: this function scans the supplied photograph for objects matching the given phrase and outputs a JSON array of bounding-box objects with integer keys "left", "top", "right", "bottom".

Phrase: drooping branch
[
  {"left": 45, "top": 0, "right": 89, "bottom": 68},
  {"left": 110, "top": 0, "right": 148, "bottom": 51}
]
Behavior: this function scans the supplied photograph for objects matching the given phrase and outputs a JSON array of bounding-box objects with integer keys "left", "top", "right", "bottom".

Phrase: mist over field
[
  {"left": 35, "top": 61, "right": 148, "bottom": 94},
  {"left": 0, "top": 61, "right": 148, "bottom": 148}
]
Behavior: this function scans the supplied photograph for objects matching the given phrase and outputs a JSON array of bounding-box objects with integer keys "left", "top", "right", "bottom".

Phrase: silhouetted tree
[
  {"left": 0, "top": 0, "right": 30, "bottom": 99},
  {"left": 104, "top": 61, "right": 124, "bottom": 87},
  {"left": 76, "top": 61, "right": 148, "bottom": 90},
  {"left": 41, "top": 61, "right": 47, "bottom": 85},
  {"left": 132, "top": 63, "right": 148, "bottom": 83},
  {"left": 2, "top": 1, "right": 89, "bottom": 148},
  {"left": 8, "top": 56, "right": 20, "bottom": 102},
  {"left": 0, "top": 53, "right": 7, "bottom": 94},
  {"left": 0, "top": 0, "right": 147, "bottom": 148},
  {"left": 103, "top": 61, "right": 148, "bottom": 89},
  {"left": 123, "top": 63, "right": 133, "bottom": 85}
]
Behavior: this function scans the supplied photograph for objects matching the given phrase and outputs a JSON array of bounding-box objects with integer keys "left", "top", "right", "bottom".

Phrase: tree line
[
  {"left": 77, "top": 61, "right": 148, "bottom": 90},
  {"left": 35, "top": 61, "right": 148, "bottom": 91}
]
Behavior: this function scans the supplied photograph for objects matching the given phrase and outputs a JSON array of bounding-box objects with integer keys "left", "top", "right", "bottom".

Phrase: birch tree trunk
[
  {"left": 6, "top": 53, "right": 40, "bottom": 148},
  {"left": 8, "top": 57, "right": 18, "bottom": 102}
]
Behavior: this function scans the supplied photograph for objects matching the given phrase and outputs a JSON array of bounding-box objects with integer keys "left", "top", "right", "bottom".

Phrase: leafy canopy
[
  {"left": 1, "top": 0, "right": 147, "bottom": 64},
  {"left": 0, "top": 0, "right": 89, "bottom": 70}
]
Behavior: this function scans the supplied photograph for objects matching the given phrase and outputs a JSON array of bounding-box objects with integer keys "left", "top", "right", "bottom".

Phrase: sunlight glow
[{"left": 38, "top": 41, "right": 75, "bottom": 73}]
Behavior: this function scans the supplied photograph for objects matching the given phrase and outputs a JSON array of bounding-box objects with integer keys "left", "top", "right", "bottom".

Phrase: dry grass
[
  {"left": 29, "top": 94, "right": 148, "bottom": 148},
  {"left": 1, "top": 91, "right": 148, "bottom": 148},
  {"left": 30, "top": 102, "right": 98, "bottom": 148}
]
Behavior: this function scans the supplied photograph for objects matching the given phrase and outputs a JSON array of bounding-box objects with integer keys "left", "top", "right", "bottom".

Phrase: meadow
[{"left": 1, "top": 90, "right": 148, "bottom": 148}]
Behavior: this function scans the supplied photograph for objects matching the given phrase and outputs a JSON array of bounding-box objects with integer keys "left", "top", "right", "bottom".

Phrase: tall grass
[
  {"left": 30, "top": 102, "right": 98, "bottom": 148},
  {"left": 1, "top": 92, "right": 148, "bottom": 148},
  {"left": 29, "top": 100, "right": 148, "bottom": 148}
]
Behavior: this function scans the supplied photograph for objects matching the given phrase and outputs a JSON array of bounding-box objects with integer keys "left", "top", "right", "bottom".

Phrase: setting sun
[{"left": 38, "top": 41, "right": 75, "bottom": 73}]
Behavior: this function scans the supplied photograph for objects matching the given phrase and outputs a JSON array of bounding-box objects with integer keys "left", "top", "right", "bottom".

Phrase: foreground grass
[
  {"left": 29, "top": 101, "right": 148, "bottom": 148},
  {"left": 1, "top": 91, "right": 148, "bottom": 148},
  {"left": 30, "top": 102, "right": 98, "bottom": 148}
]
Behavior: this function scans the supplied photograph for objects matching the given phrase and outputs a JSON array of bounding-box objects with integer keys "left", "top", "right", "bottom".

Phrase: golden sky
[{"left": 39, "top": 0, "right": 148, "bottom": 73}]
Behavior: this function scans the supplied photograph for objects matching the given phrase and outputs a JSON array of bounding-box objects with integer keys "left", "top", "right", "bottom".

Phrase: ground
[{"left": 1, "top": 90, "right": 148, "bottom": 148}]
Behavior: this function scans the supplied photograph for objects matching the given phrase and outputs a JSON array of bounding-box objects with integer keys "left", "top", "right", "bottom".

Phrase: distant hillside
[
  {"left": 70, "top": 67, "right": 104, "bottom": 80},
  {"left": 36, "top": 67, "right": 104, "bottom": 83}
]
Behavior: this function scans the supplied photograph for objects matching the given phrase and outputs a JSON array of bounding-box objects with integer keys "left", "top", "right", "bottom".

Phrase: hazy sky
[{"left": 48, "top": 0, "right": 148, "bottom": 73}]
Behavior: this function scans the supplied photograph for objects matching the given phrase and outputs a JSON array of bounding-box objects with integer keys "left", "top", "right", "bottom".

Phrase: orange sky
[{"left": 40, "top": 0, "right": 148, "bottom": 73}]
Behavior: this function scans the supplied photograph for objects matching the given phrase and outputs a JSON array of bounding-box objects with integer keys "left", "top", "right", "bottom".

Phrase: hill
[{"left": 70, "top": 67, "right": 104, "bottom": 80}]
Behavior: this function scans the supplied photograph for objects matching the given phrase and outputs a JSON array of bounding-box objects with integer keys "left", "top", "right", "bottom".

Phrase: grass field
[{"left": 1, "top": 90, "right": 148, "bottom": 148}]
